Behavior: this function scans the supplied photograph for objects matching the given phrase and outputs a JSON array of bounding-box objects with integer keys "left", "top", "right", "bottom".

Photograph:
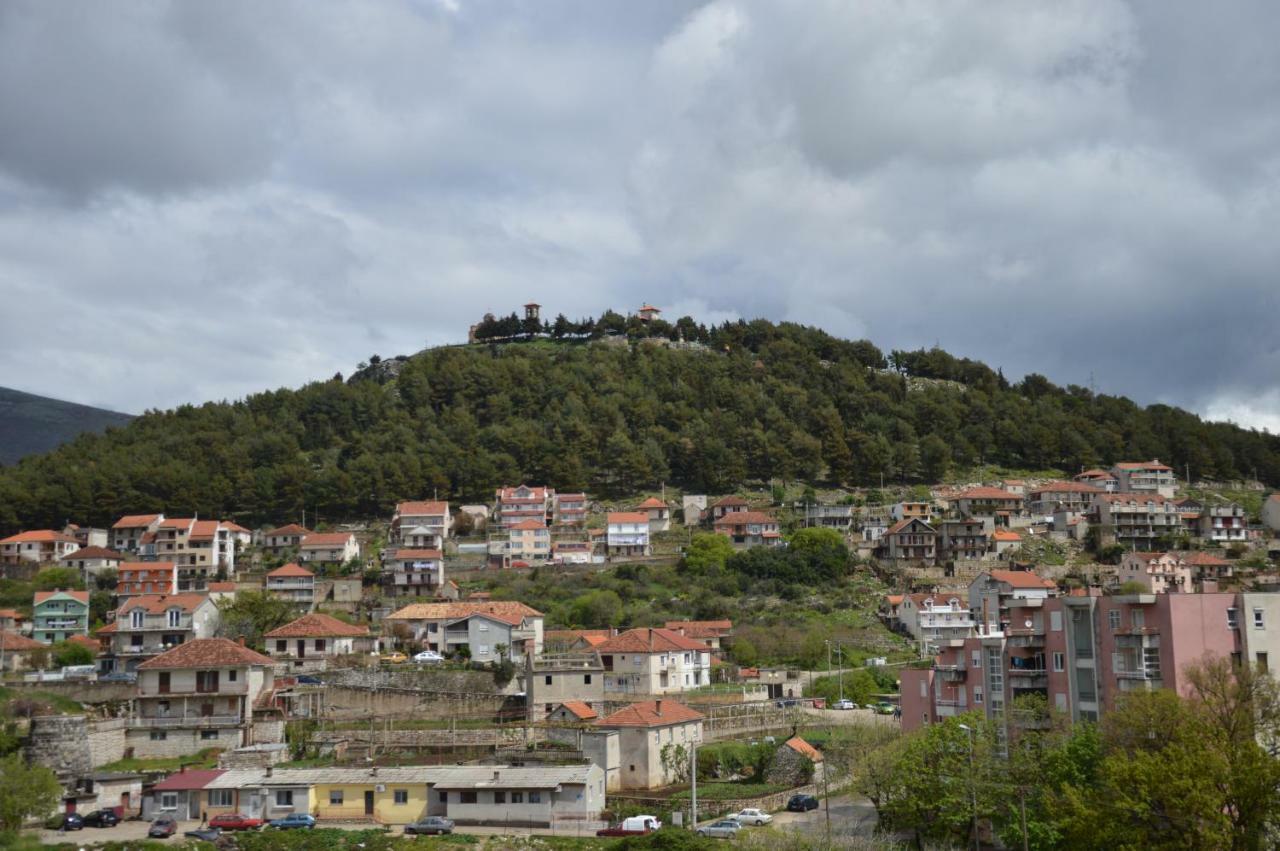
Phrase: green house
[{"left": 33, "top": 589, "right": 90, "bottom": 644}]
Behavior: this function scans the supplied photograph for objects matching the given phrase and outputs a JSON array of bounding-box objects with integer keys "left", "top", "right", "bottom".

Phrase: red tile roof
[
  {"left": 992, "top": 530, "right": 1022, "bottom": 542},
  {"left": 396, "top": 501, "right": 449, "bottom": 516},
  {"left": 664, "top": 620, "right": 732, "bottom": 638},
  {"left": 1029, "top": 481, "right": 1103, "bottom": 495},
  {"left": 2, "top": 530, "right": 78, "bottom": 544},
  {"left": 119, "top": 593, "right": 209, "bottom": 615},
  {"left": 498, "top": 485, "right": 549, "bottom": 502},
  {"left": 712, "top": 511, "right": 776, "bottom": 527},
  {"left": 597, "top": 700, "right": 704, "bottom": 728},
  {"left": 1098, "top": 493, "right": 1174, "bottom": 506},
  {"left": 636, "top": 497, "right": 667, "bottom": 509},
  {"left": 988, "top": 570, "right": 1056, "bottom": 590},
  {"left": 267, "top": 563, "right": 314, "bottom": 578},
  {"left": 34, "top": 590, "right": 89, "bottom": 605},
  {"left": 300, "top": 533, "right": 355, "bottom": 547},
  {"left": 0, "top": 631, "right": 43, "bottom": 651},
  {"left": 957, "top": 487, "right": 1021, "bottom": 500},
  {"left": 222, "top": 521, "right": 252, "bottom": 534},
  {"left": 556, "top": 700, "right": 599, "bottom": 721},
  {"left": 112, "top": 514, "right": 162, "bottom": 529},
  {"left": 1181, "top": 551, "right": 1230, "bottom": 567},
  {"left": 151, "top": 769, "right": 226, "bottom": 791},
  {"left": 67, "top": 634, "right": 101, "bottom": 650},
  {"left": 265, "top": 613, "right": 370, "bottom": 639},
  {"left": 712, "top": 496, "right": 750, "bottom": 508},
  {"left": 59, "top": 546, "right": 125, "bottom": 560},
  {"left": 607, "top": 512, "right": 649, "bottom": 524},
  {"left": 207, "top": 581, "right": 238, "bottom": 592},
  {"left": 265, "top": 524, "right": 311, "bottom": 537},
  {"left": 783, "top": 735, "right": 823, "bottom": 762},
  {"left": 137, "top": 638, "right": 273, "bottom": 669},
  {"left": 386, "top": 601, "right": 543, "bottom": 623},
  {"left": 595, "top": 627, "right": 708, "bottom": 654},
  {"left": 188, "top": 520, "right": 222, "bottom": 541},
  {"left": 1115, "top": 460, "right": 1173, "bottom": 471},
  {"left": 508, "top": 520, "right": 548, "bottom": 531},
  {"left": 392, "top": 549, "right": 443, "bottom": 560},
  {"left": 156, "top": 518, "right": 195, "bottom": 530}
]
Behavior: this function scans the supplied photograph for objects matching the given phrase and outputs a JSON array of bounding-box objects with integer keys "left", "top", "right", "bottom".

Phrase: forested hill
[
  {"left": 1, "top": 318, "right": 1277, "bottom": 533},
  {"left": 0, "top": 387, "right": 133, "bottom": 466}
]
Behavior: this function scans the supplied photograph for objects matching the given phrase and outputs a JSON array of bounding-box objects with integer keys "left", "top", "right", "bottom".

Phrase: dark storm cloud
[{"left": 0, "top": 0, "right": 1277, "bottom": 430}]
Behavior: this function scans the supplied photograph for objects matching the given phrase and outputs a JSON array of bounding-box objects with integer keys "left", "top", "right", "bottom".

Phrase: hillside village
[{"left": 3, "top": 308, "right": 1280, "bottom": 844}]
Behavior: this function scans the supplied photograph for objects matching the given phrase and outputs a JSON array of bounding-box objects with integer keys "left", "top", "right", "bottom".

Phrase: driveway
[{"left": 37, "top": 817, "right": 203, "bottom": 846}]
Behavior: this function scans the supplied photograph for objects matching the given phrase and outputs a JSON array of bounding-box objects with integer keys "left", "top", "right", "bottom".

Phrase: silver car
[
  {"left": 697, "top": 820, "right": 742, "bottom": 839},
  {"left": 404, "top": 816, "right": 454, "bottom": 835}
]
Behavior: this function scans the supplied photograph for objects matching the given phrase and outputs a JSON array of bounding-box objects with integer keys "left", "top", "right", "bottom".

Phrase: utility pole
[
  {"left": 1019, "top": 787, "right": 1029, "bottom": 851},
  {"left": 960, "top": 723, "right": 978, "bottom": 851},
  {"left": 689, "top": 743, "right": 698, "bottom": 830},
  {"left": 837, "top": 644, "right": 843, "bottom": 703}
]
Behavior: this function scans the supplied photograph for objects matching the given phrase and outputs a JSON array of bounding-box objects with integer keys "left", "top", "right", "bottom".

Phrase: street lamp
[{"left": 958, "top": 724, "right": 978, "bottom": 851}]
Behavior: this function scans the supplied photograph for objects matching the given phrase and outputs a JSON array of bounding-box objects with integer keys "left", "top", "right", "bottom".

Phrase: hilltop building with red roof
[
  {"left": 635, "top": 497, "right": 671, "bottom": 532},
  {"left": 298, "top": 532, "right": 360, "bottom": 566},
  {"left": 265, "top": 563, "right": 316, "bottom": 608},
  {"left": 263, "top": 523, "right": 311, "bottom": 553},
  {"left": 110, "top": 513, "right": 164, "bottom": 553},
  {"left": 99, "top": 593, "right": 220, "bottom": 673},
  {"left": 32, "top": 589, "right": 90, "bottom": 643},
  {"left": 264, "top": 612, "right": 374, "bottom": 665},
  {"left": 606, "top": 512, "right": 651, "bottom": 558},
  {"left": 391, "top": 501, "right": 451, "bottom": 550},
  {"left": 1111, "top": 459, "right": 1178, "bottom": 497},
  {"left": 595, "top": 628, "right": 711, "bottom": 694},
  {"left": 385, "top": 601, "right": 544, "bottom": 660},
  {"left": 597, "top": 699, "right": 702, "bottom": 790},
  {"left": 0, "top": 529, "right": 80, "bottom": 565},
  {"left": 712, "top": 511, "right": 782, "bottom": 548}
]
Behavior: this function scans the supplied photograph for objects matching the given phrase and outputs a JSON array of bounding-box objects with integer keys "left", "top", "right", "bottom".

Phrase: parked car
[
  {"left": 381, "top": 652, "right": 407, "bottom": 664},
  {"left": 833, "top": 699, "right": 856, "bottom": 710},
  {"left": 732, "top": 808, "right": 773, "bottom": 826},
  {"left": 208, "top": 813, "right": 265, "bottom": 831},
  {"left": 873, "top": 702, "right": 896, "bottom": 715},
  {"left": 596, "top": 815, "right": 661, "bottom": 836},
  {"left": 148, "top": 817, "right": 177, "bottom": 838},
  {"left": 47, "top": 813, "right": 84, "bottom": 831},
  {"left": 413, "top": 650, "right": 445, "bottom": 664},
  {"left": 82, "top": 809, "right": 121, "bottom": 827},
  {"left": 775, "top": 698, "right": 799, "bottom": 708},
  {"left": 787, "top": 794, "right": 820, "bottom": 812},
  {"left": 696, "top": 820, "right": 742, "bottom": 839},
  {"left": 296, "top": 675, "right": 322, "bottom": 685},
  {"left": 184, "top": 828, "right": 223, "bottom": 842},
  {"left": 404, "top": 816, "right": 455, "bottom": 835},
  {"left": 98, "top": 671, "right": 137, "bottom": 683},
  {"left": 268, "top": 813, "right": 316, "bottom": 830}
]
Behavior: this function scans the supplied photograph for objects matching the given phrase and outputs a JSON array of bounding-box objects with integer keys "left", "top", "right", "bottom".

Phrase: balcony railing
[
  {"left": 1116, "top": 669, "right": 1160, "bottom": 681},
  {"left": 130, "top": 714, "right": 243, "bottom": 728},
  {"left": 1008, "top": 667, "right": 1047, "bottom": 677},
  {"left": 140, "top": 681, "right": 249, "bottom": 697}
]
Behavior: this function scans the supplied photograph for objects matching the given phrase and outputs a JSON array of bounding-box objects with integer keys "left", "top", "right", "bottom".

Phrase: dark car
[
  {"left": 148, "top": 817, "right": 178, "bottom": 838},
  {"left": 98, "top": 671, "right": 137, "bottom": 683},
  {"left": 48, "top": 813, "right": 84, "bottom": 831},
  {"left": 775, "top": 698, "right": 799, "bottom": 708},
  {"left": 296, "top": 675, "right": 322, "bottom": 685},
  {"left": 268, "top": 813, "right": 316, "bottom": 830},
  {"left": 787, "top": 794, "right": 820, "bottom": 812},
  {"left": 185, "top": 828, "right": 223, "bottom": 842},
  {"left": 82, "top": 809, "right": 121, "bottom": 827},
  {"left": 404, "top": 816, "right": 455, "bottom": 835}
]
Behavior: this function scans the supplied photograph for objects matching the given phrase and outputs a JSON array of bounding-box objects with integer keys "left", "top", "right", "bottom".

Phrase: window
[
  {"left": 478, "top": 645, "right": 489, "bottom": 656},
  {"left": 438, "top": 791, "right": 448, "bottom": 804},
  {"left": 161, "top": 793, "right": 178, "bottom": 811},
  {"left": 168, "top": 609, "right": 181, "bottom": 627},
  {"left": 394, "top": 790, "right": 408, "bottom": 804},
  {"left": 974, "top": 688, "right": 983, "bottom": 704},
  {"left": 276, "top": 790, "right": 293, "bottom": 807},
  {"left": 131, "top": 610, "right": 145, "bottom": 628},
  {"left": 1255, "top": 609, "right": 1266, "bottom": 629},
  {"left": 277, "top": 640, "right": 287, "bottom": 652},
  {"left": 196, "top": 670, "right": 220, "bottom": 693},
  {"left": 545, "top": 675, "right": 552, "bottom": 685},
  {"left": 150, "top": 730, "right": 167, "bottom": 741},
  {"left": 315, "top": 639, "right": 326, "bottom": 651},
  {"left": 460, "top": 791, "right": 477, "bottom": 804},
  {"left": 1131, "top": 609, "right": 1145, "bottom": 629},
  {"left": 131, "top": 635, "right": 144, "bottom": 648},
  {"left": 529, "top": 792, "right": 541, "bottom": 804},
  {"left": 511, "top": 792, "right": 524, "bottom": 804},
  {"left": 583, "top": 674, "right": 592, "bottom": 685},
  {"left": 1050, "top": 611, "right": 1062, "bottom": 632},
  {"left": 494, "top": 791, "right": 505, "bottom": 804},
  {"left": 329, "top": 791, "right": 344, "bottom": 805},
  {"left": 228, "top": 670, "right": 237, "bottom": 682},
  {"left": 201, "top": 730, "right": 219, "bottom": 740},
  {"left": 1108, "top": 610, "right": 1120, "bottom": 631},
  {"left": 1228, "top": 608, "right": 1239, "bottom": 629},
  {"left": 1258, "top": 653, "right": 1270, "bottom": 673},
  {"left": 1052, "top": 652, "right": 1065, "bottom": 672}
]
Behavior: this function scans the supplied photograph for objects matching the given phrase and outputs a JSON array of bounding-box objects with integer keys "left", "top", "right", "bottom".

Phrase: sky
[{"left": 1, "top": 1, "right": 1278, "bottom": 431}]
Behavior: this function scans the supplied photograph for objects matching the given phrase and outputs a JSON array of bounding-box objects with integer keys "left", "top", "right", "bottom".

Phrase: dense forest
[{"left": 1, "top": 317, "right": 1278, "bottom": 533}]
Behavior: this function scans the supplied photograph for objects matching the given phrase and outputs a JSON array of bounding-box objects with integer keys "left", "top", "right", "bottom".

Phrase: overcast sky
[{"left": 1, "top": 1, "right": 1278, "bottom": 431}]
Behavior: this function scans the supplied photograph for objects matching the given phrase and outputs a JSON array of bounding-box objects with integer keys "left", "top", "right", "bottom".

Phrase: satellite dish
[{"left": 1024, "top": 619, "right": 1033, "bottom": 629}]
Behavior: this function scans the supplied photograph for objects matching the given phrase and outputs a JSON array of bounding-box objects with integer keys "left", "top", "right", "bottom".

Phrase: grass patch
[
  {"left": 670, "top": 782, "right": 790, "bottom": 802},
  {"left": 98, "top": 747, "right": 221, "bottom": 773},
  {"left": 0, "top": 686, "right": 84, "bottom": 715}
]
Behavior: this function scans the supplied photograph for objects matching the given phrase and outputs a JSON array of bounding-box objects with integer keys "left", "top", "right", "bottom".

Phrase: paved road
[{"left": 770, "top": 794, "right": 879, "bottom": 839}]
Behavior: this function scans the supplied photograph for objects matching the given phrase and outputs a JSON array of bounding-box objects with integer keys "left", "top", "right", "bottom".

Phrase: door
[
  {"left": 297, "top": 639, "right": 306, "bottom": 659},
  {"left": 364, "top": 791, "right": 374, "bottom": 816}
]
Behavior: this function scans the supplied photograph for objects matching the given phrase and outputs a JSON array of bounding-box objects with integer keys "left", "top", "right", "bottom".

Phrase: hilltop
[
  {"left": 0, "top": 386, "right": 133, "bottom": 467},
  {"left": 1, "top": 316, "right": 1277, "bottom": 533}
]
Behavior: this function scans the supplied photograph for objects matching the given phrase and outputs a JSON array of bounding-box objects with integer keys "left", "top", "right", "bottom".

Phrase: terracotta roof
[
  {"left": 1029, "top": 481, "right": 1103, "bottom": 495},
  {"left": 265, "top": 613, "right": 370, "bottom": 639},
  {"left": 1180, "top": 552, "right": 1229, "bottom": 567},
  {"left": 59, "top": 546, "right": 125, "bottom": 560},
  {"left": 265, "top": 524, "right": 311, "bottom": 537},
  {"left": 712, "top": 496, "right": 750, "bottom": 508},
  {"left": 597, "top": 700, "right": 703, "bottom": 728},
  {"left": 1126, "top": 551, "right": 1172, "bottom": 563},
  {"left": 1076, "top": 469, "right": 1114, "bottom": 479},
  {"left": 118, "top": 561, "right": 177, "bottom": 575},
  {"left": 396, "top": 501, "right": 449, "bottom": 516},
  {"left": 988, "top": 570, "right": 1056, "bottom": 590},
  {"left": 498, "top": 485, "right": 549, "bottom": 501},
  {"left": 67, "top": 634, "right": 101, "bottom": 650},
  {"left": 1098, "top": 493, "right": 1173, "bottom": 506},
  {"left": 1114, "top": 460, "right": 1172, "bottom": 471},
  {"left": 636, "top": 497, "right": 667, "bottom": 509},
  {"left": 508, "top": 520, "right": 547, "bottom": 531},
  {"left": 992, "top": 530, "right": 1022, "bottom": 542},
  {"left": 0, "top": 631, "right": 43, "bottom": 651},
  {"left": 392, "top": 549, "right": 443, "bottom": 560},
  {"left": 546, "top": 629, "right": 612, "bottom": 646},
  {"left": 267, "top": 563, "right": 315, "bottom": 578},
  {"left": 300, "top": 533, "right": 355, "bottom": 547},
  {"left": 783, "top": 736, "right": 823, "bottom": 762},
  {"left": 0, "top": 609, "right": 21, "bottom": 619},
  {"left": 713, "top": 511, "right": 777, "bottom": 526},
  {"left": 607, "top": 512, "right": 649, "bottom": 524},
  {"left": 156, "top": 518, "right": 195, "bottom": 530},
  {"left": 137, "top": 638, "right": 273, "bottom": 670},
  {"left": 118, "top": 594, "right": 209, "bottom": 615},
  {"left": 152, "top": 769, "right": 226, "bottom": 791},
  {"left": 957, "top": 487, "right": 1021, "bottom": 500},
  {"left": 386, "top": 601, "right": 544, "bottom": 623},
  {"left": 188, "top": 520, "right": 222, "bottom": 541},
  {"left": 595, "top": 627, "right": 708, "bottom": 654},
  {"left": 886, "top": 595, "right": 904, "bottom": 606},
  {"left": 1, "top": 529, "right": 78, "bottom": 544},
  {"left": 222, "top": 521, "right": 252, "bottom": 534},
  {"left": 112, "top": 514, "right": 162, "bottom": 529},
  {"left": 887, "top": 518, "right": 934, "bottom": 535},
  {"left": 34, "top": 590, "right": 89, "bottom": 605},
  {"left": 207, "top": 581, "right": 237, "bottom": 592},
  {"left": 664, "top": 620, "right": 732, "bottom": 638},
  {"left": 556, "top": 700, "right": 599, "bottom": 721}
]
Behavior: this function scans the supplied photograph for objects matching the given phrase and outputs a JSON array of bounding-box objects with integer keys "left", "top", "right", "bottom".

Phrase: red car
[{"left": 208, "top": 814, "right": 264, "bottom": 831}]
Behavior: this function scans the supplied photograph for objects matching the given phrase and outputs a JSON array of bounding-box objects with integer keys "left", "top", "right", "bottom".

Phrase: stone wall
[
  {"left": 124, "top": 726, "right": 242, "bottom": 759},
  {"left": 10, "top": 680, "right": 137, "bottom": 705},
  {"left": 88, "top": 717, "right": 128, "bottom": 767},
  {"left": 26, "top": 715, "right": 92, "bottom": 785},
  {"left": 323, "top": 685, "right": 513, "bottom": 721}
]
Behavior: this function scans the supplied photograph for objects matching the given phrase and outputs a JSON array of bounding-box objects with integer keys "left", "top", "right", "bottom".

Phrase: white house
[
  {"left": 298, "top": 533, "right": 360, "bottom": 566},
  {"left": 595, "top": 628, "right": 710, "bottom": 694},
  {"left": 595, "top": 700, "right": 703, "bottom": 791},
  {"left": 264, "top": 613, "right": 374, "bottom": 666},
  {"left": 606, "top": 513, "right": 650, "bottom": 558},
  {"left": 99, "top": 593, "right": 221, "bottom": 673},
  {"left": 384, "top": 601, "right": 544, "bottom": 659},
  {"left": 265, "top": 563, "right": 316, "bottom": 607},
  {"left": 392, "top": 501, "right": 450, "bottom": 549}
]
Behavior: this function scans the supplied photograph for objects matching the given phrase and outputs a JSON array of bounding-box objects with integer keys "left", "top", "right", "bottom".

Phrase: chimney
[
  {"left": 238, "top": 636, "right": 246, "bottom": 646},
  {"left": 493, "top": 770, "right": 501, "bottom": 782},
  {"left": 655, "top": 700, "right": 662, "bottom": 716}
]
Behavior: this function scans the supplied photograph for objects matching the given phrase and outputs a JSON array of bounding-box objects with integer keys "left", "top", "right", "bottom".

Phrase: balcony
[
  {"left": 130, "top": 714, "right": 243, "bottom": 728},
  {"left": 1115, "top": 632, "right": 1160, "bottom": 648},
  {"left": 935, "top": 698, "right": 968, "bottom": 708},
  {"left": 1116, "top": 669, "right": 1161, "bottom": 681},
  {"left": 1006, "top": 630, "right": 1044, "bottom": 648},
  {"left": 140, "top": 681, "right": 249, "bottom": 697},
  {"left": 1008, "top": 666, "right": 1047, "bottom": 677},
  {"left": 40, "top": 619, "right": 85, "bottom": 629}
]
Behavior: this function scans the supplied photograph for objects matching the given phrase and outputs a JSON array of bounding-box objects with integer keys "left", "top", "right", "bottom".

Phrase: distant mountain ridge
[{"left": 0, "top": 386, "right": 133, "bottom": 465}]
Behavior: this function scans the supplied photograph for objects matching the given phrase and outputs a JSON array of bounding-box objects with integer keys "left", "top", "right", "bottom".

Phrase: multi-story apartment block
[
  {"left": 391, "top": 501, "right": 450, "bottom": 549},
  {"left": 636, "top": 498, "right": 671, "bottom": 533},
  {"left": 938, "top": 519, "right": 988, "bottom": 561},
  {"left": 493, "top": 485, "right": 553, "bottom": 531},
  {"left": 129, "top": 638, "right": 276, "bottom": 758},
  {"left": 884, "top": 518, "right": 937, "bottom": 564},
  {"left": 1111, "top": 460, "right": 1178, "bottom": 497},
  {"left": 707, "top": 496, "right": 749, "bottom": 522},
  {"left": 266, "top": 563, "right": 316, "bottom": 607},
  {"left": 898, "top": 592, "right": 977, "bottom": 652},
  {"left": 953, "top": 488, "right": 1024, "bottom": 525},
  {"left": 801, "top": 503, "right": 854, "bottom": 531},
  {"left": 501, "top": 520, "right": 552, "bottom": 567},
  {"left": 553, "top": 493, "right": 588, "bottom": 527},
  {"left": 1074, "top": 469, "right": 1118, "bottom": 491},
  {"left": 298, "top": 532, "right": 360, "bottom": 566},
  {"left": 1197, "top": 502, "right": 1248, "bottom": 544},
  {"left": 117, "top": 562, "right": 179, "bottom": 601},
  {"left": 712, "top": 511, "right": 781, "bottom": 548},
  {"left": 968, "top": 569, "right": 1058, "bottom": 627},
  {"left": 1089, "top": 493, "right": 1184, "bottom": 550},
  {"left": 63, "top": 524, "right": 109, "bottom": 548},
  {"left": 1026, "top": 482, "right": 1104, "bottom": 516},
  {"left": 384, "top": 601, "right": 544, "bottom": 659},
  {"left": 263, "top": 524, "right": 311, "bottom": 553},
  {"left": 99, "top": 594, "right": 220, "bottom": 673},
  {"left": 32, "top": 590, "right": 90, "bottom": 643},
  {"left": 663, "top": 620, "right": 733, "bottom": 657},
  {"left": 0, "top": 530, "right": 80, "bottom": 565},
  {"left": 265, "top": 613, "right": 374, "bottom": 667},
  {"left": 595, "top": 628, "right": 711, "bottom": 695},
  {"left": 1115, "top": 552, "right": 1190, "bottom": 594},
  {"left": 383, "top": 548, "right": 445, "bottom": 597},
  {"left": 889, "top": 501, "right": 933, "bottom": 523},
  {"left": 606, "top": 512, "right": 651, "bottom": 558},
  {"left": 111, "top": 514, "right": 164, "bottom": 553},
  {"left": 185, "top": 520, "right": 238, "bottom": 576}
]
